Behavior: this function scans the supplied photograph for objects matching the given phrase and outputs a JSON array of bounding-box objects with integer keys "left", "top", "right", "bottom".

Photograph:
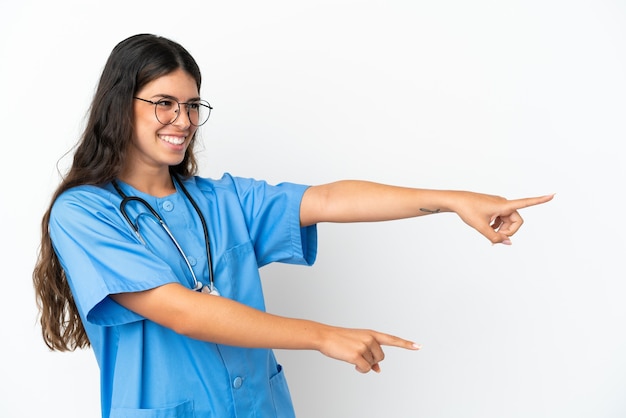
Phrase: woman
[{"left": 33, "top": 33, "right": 553, "bottom": 418}]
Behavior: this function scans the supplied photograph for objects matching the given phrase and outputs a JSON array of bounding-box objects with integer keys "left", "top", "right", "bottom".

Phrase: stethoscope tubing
[
  {"left": 112, "top": 175, "right": 216, "bottom": 294},
  {"left": 174, "top": 175, "right": 215, "bottom": 289}
]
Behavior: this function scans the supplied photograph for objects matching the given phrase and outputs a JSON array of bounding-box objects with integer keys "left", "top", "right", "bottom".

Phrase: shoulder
[
  {"left": 50, "top": 184, "right": 119, "bottom": 223},
  {"left": 183, "top": 174, "right": 268, "bottom": 201},
  {"left": 190, "top": 173, "right": 258, "bottom": 191},
  {"left": 181, "top": 175, "right": 311, "bottom": 214},
  {"left": 53, "top": 184, "right": 117, "bottom": 208},
  {"left": 190, "top": 173, "right": 310, "bottom": 196}
]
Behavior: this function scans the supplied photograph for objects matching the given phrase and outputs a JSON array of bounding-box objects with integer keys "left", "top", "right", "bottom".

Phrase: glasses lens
[
  {"left": 154, "top": 100, "right": 177, "bottom": 125},
  {"left": 187, "top": 100, "right": 212, "bottom": 126}
]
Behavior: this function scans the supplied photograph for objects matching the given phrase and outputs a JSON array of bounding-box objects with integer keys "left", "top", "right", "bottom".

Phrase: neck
[{"left": 118, "top": 168, "right": 176, "bottom": 198}]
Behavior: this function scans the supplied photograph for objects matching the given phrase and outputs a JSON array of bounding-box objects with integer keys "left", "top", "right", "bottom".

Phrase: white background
[{"left": 2, "top": 1, "right": 625, "bottom": 417}]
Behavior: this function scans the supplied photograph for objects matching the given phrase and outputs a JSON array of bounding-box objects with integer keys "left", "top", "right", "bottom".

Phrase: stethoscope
[{"left": 112, "top": 174, "right": 219, "bottom": 296}]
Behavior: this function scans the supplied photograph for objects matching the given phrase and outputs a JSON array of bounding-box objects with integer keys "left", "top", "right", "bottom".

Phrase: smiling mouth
[{"left": 159, "top": 134, "right": 186, "bottom": 145}]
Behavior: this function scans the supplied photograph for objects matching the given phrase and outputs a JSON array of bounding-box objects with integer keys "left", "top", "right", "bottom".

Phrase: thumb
[{"left": 487, "top": 215, "right": 513, "bottom": 245}]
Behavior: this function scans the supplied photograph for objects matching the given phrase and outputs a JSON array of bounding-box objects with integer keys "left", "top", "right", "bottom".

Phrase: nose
[{"left": 172, "top": 104, "right": 192, "bottom": 128}]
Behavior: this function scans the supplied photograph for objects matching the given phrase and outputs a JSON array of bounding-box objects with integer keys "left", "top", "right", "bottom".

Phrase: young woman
[{"left": 33, "top": 33, "right": 553, "bottom": 418}]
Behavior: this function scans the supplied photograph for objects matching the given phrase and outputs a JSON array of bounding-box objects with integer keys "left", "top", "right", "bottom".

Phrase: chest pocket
[{"left": 217, "top": 241, "right": 266, "bottom": 310}]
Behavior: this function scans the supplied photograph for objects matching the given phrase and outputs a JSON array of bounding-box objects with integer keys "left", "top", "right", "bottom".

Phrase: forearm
[
  {"left": 112, "top": 283, "right": 327, "bottom": 350},
  {"left": 300, "top": 180, "right": 458, "bottom": 226},
  {"left": 186, "top": 293, "right": 327, "bottom": 349}
]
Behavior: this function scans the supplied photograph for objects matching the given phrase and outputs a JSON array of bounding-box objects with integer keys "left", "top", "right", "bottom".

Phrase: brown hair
[{"left": 32, "top": 34, "right": 202, "bottom": 351}]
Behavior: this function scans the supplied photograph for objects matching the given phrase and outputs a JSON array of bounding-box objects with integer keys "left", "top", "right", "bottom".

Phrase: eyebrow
[{"left": 152, "top": 94, "right": 203, "bottom": 102}]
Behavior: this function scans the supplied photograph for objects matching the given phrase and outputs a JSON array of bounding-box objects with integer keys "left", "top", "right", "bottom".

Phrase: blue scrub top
[{"left": 49, "top": 174, "right": 318, "bottom": 418}]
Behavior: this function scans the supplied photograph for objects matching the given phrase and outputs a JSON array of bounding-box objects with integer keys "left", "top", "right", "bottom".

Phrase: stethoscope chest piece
[{"left": 200, "top": 285, "right": 220, "bottom": 296}]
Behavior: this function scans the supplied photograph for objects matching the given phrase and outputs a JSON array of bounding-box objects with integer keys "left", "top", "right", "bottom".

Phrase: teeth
[{"left": 160, "top": 135, "right": 185, "bottom": 145}]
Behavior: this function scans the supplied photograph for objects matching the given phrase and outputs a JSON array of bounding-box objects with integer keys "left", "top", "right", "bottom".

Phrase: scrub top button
[
  {"left": 233, "top": 377, "right": 243, "bottom": 389},
  {"left": 188, "top": 256, "right": 197, "bottom": 266},
  {"left": 162, "top": 200, "right": 174, "bottom": 211}
]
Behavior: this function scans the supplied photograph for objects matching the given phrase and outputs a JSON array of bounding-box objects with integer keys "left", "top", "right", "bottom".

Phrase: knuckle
[{"left": 350, "top": 352, "right": 362, "bottom": 363}]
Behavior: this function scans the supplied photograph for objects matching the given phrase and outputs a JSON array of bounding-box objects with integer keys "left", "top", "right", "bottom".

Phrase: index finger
[
  {"left": 375, "top": 332, "right": 422, "bottom": 351},
  {"left": 508, "top": 194, "right": 555, "bottom": 211}
]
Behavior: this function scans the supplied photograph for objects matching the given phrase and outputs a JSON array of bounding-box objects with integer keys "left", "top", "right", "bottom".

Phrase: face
[{"left": 127, "top": 68, "right": 200, "bottom": 176}]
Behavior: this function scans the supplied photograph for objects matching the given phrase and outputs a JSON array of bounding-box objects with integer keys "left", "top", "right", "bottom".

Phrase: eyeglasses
[{"left": 134, "top": 96, "right": 213, "bottom": 126}]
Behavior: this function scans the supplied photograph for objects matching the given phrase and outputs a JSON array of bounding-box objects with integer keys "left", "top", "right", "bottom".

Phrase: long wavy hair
[{"left": 32, "top": 34, "right": 203, "bottom": 351}]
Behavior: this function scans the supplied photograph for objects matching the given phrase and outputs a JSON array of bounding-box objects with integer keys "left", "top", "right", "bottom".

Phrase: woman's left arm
[{"left": 300, "top": 180, "right": 554, "bottom": 244}]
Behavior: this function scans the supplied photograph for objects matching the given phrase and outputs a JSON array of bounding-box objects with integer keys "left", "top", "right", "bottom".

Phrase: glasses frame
[{"left": 134, "top": 96, "right": 213, "bottom": 127}]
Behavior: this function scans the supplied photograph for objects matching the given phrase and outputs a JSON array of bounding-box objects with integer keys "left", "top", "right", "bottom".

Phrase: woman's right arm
[{"left": 110, "top": 283, "right": 420, "bottom": 373}]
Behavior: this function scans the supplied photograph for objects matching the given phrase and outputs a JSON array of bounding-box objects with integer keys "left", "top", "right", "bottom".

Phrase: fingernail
[
  {"left": 501, "top": 239, "right": 512, "bottom": 245},
  {"left": 412, "top": 343, "right": 422, "bottom": 350}
]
